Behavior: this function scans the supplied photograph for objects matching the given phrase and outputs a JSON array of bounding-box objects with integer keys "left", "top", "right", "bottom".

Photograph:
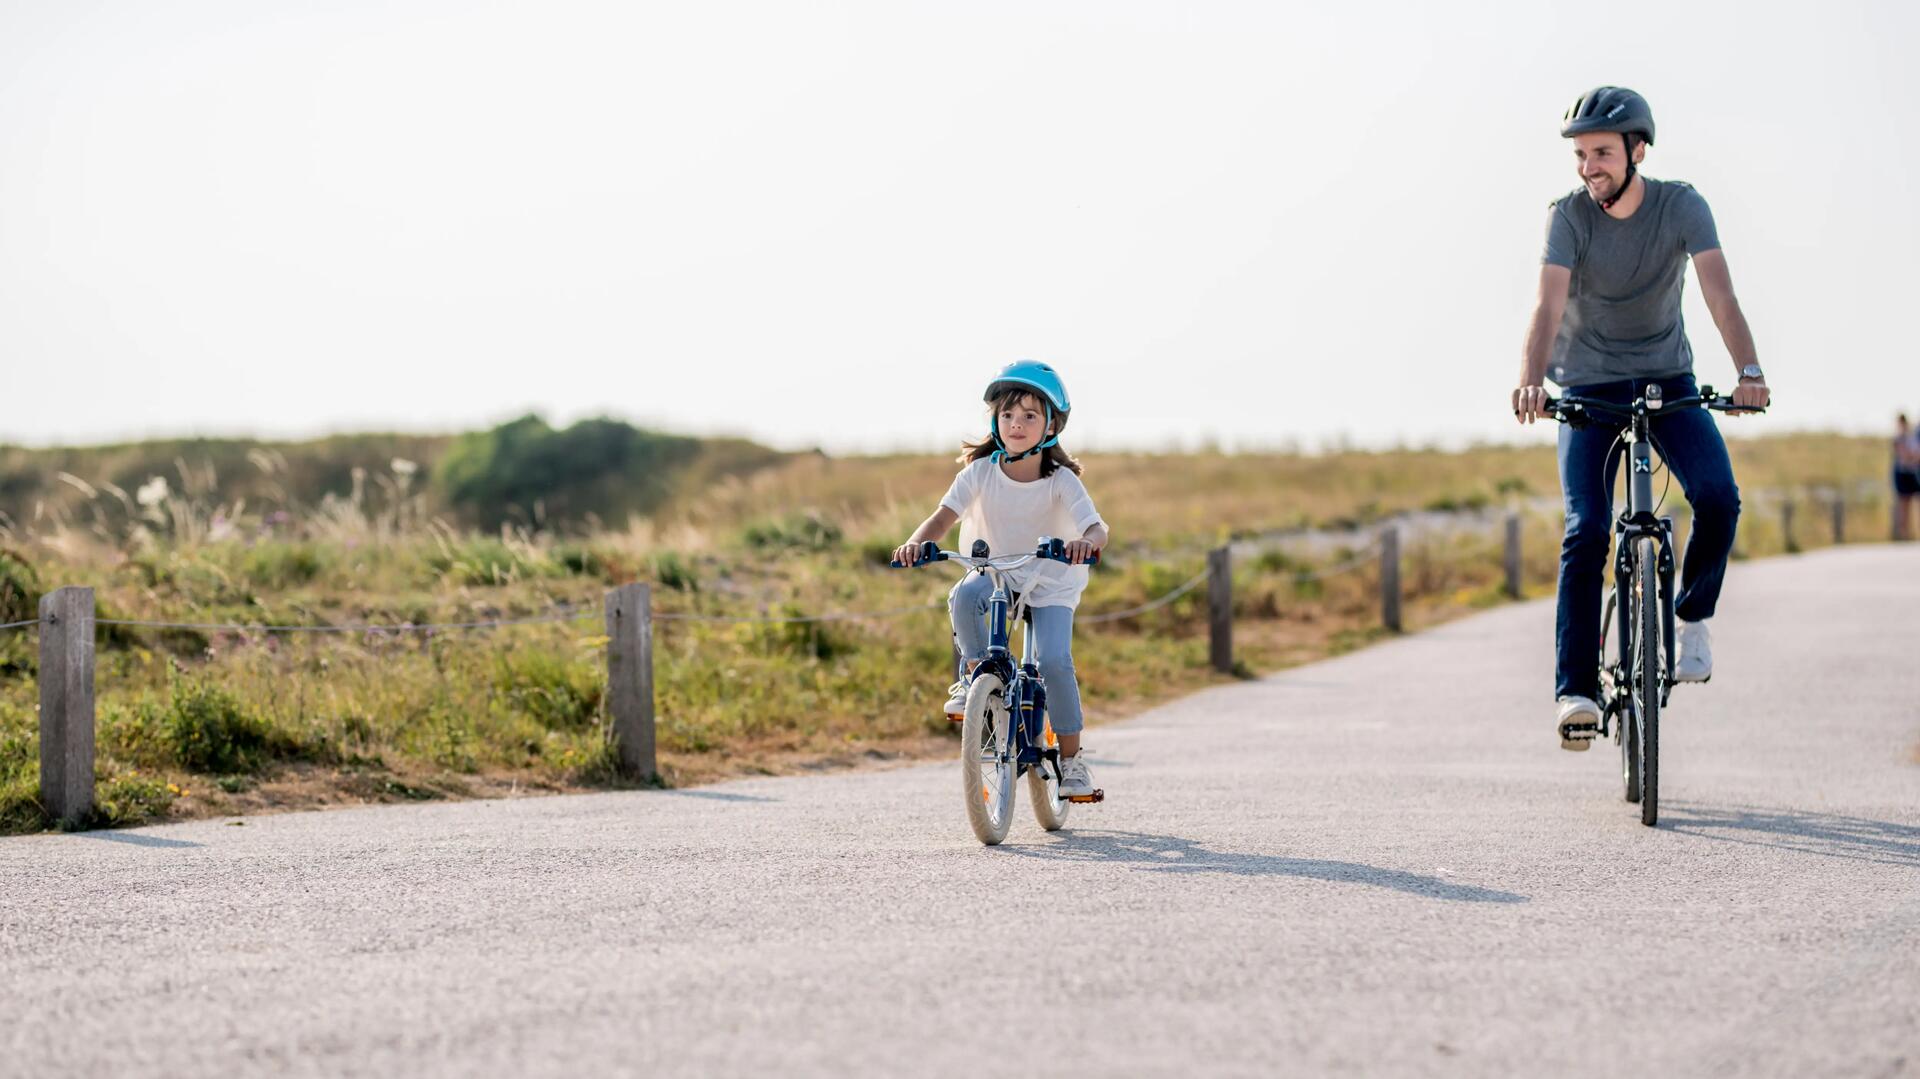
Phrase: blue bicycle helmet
[{"left": 983, "top": 360, "right": 1070, "bottom": 463}]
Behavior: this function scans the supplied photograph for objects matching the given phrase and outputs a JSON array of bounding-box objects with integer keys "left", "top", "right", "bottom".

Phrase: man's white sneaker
[
  {"left": 1674, "top": 620, "right": 1713, "bottom": 683},
  {"left": 943, "top": 680, "right": 969, "bottom": 721},
  {"left": 1057, "top": 754, "right": 1095, "bottom": 798},
  {"left": 1556, "top": 695, "right": 1601, "bottom": 751}
]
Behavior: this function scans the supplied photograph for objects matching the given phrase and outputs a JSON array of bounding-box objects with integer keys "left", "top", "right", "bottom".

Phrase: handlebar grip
[{"left": 888, "top": 541, "right": 948, "bottom": 568}]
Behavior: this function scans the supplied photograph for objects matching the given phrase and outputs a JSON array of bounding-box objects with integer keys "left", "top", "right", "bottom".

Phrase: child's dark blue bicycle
[{"left": 892, "top": 537, "right": 1102, "bottom": 845}]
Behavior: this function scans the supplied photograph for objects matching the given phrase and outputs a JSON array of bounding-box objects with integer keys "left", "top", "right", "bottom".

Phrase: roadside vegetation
[{"left": 0, "top": 429, "right": 1890, "bottom": 833}]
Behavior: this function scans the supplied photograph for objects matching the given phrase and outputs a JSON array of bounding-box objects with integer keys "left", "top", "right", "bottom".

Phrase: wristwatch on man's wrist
[{"left": 1739, "top": 364, "right": 1766, "bottom": 382}]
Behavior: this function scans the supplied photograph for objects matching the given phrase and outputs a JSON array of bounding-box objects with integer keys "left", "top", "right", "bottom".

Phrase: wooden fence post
[
  {"left": 1381, "top": 526, "right": 1402, "bottom": 633},
  {"left": 39, "top": 586, "right": 95, "bottom": 826},
  {"left": 606, "top": 583, "right": 656, "bottom": 781},
  {"left": 1503, "top": 514, "right": 1523, "bottom": 599},
  {"left": 1208, "top": 546, "right": 1232, "bottom": 674},
  {"left": 1832, "top": 498, "right": 1846, "bottom": 545},
  {"left": 1782, "top": 501, "right": 1798, "bottom": 554}
]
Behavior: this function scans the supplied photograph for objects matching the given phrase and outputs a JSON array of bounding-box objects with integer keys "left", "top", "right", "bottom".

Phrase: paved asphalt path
[{"left": 4, "top": 545, "right": 1917, "bottom": 1077}]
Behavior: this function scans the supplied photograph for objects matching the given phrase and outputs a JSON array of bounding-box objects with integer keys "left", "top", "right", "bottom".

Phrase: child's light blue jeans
[{"left": 948, "top": 573, "right": 1084, "bottom": 735}]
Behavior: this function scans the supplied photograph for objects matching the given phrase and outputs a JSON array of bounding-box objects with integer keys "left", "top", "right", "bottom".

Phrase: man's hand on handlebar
[
  {"left": 1728, "top": 378, "right": 1770, "bottom": 414},
  {"left": 1513, "top": 385, "right": 1552, "bottom": 425}
]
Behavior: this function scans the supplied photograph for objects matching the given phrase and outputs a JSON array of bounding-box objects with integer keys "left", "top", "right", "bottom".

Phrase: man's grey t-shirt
[{"left": 1541, "top": 177, "right": 1720, "bottom": 387}]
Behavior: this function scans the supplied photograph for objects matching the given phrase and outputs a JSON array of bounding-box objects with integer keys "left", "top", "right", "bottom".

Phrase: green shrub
[
  {"left": 0, "top": 709, "right": 37, "bottom": 830},
  {"left": 0, "top": 778, "right": 46, "bottom": 833},
  {"left": 87, "top": 771, "right": 175, "bottom": 829},
  {"left": 434, "top": 414, "right": 707, "bottom": 530},
  {"left": 160, "top": 672, "right": 298, "bottom": 774},
  {"left": 553, "top": 543, "right": 610, "bottom": 580},
  {"left": 734, "top": 606, "right": 854, "bottom": 660},
  {"left": 493, "top": 649, "right": 603, "bottom": 730},
  {"left": 0, "top": 547, "right": 40, "bottom": 624},
  {"left": 428, "top": 537, "right": 554, "bottom": 586},
  {"left": 651, "top": 551, "right": 699, "bottom": 592},
  {"left": 741, "top": 512, "right": 843, "bottom": 552},
  {"left": 242, "top": 542, "right": 330, "bottom": 589}
]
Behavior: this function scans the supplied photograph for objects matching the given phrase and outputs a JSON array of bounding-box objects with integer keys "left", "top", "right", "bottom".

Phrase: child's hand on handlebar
[
  {"left": 891, "top": 540, "right": 925, "bottom": 567},
  {"left": 1061, "top": 538, "right": 1100, "bottom": 565}
]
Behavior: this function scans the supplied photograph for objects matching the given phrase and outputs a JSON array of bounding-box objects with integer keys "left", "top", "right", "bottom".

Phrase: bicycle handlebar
[
  {"left": 888, "top": 537, "right": 1101, "bottom": 570},
  {"left": 1543, "top": 384, "right": 1766, "bottom": 424}
]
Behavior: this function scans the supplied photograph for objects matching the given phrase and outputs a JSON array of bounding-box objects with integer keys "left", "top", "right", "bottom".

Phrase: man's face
[{"left": 1571, "top": 131, "right": 1644, "bottom": 204}]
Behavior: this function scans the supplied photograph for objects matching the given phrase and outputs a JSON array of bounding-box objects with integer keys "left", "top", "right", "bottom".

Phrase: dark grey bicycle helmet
[
  {"left": 1561, "top": 86, "right": 1655, "bottom": 146},
  {"left": 1562, "top": 87, "right": 1654, "bottom": 210}
]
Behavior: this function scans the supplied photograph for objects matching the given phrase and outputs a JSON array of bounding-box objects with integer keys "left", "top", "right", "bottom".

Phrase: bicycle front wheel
[
  {"left": 961, "top": 673, "right": 1016, "bottom": 845},
  {"left": 1603, "top": 590, "right": 1641, "bottom": 804},
  {"left": 1632, "top": 538, "right": 1661, "bottom": 827}
]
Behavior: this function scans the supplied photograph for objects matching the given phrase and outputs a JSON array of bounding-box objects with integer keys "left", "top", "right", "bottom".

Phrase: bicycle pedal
[
  {"left": 1065, "top": 789, "right": 1104, "bottom": 804},
  {"left": 1558, "top": 722, "right": 1597, "bottom": 752}
]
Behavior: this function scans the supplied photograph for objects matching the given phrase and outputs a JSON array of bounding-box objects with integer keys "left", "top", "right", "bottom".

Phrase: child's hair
[{"left": 958, "top": 387, "right": 1083, "bottom": 477}]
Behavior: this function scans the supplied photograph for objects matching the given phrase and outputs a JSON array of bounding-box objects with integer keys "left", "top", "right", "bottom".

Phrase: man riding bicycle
[{"left": 1511, "top": 87, "right": 1771, "bottom": 748}]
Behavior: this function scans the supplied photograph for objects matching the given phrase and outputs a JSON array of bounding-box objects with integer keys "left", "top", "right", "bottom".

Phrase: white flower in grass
[
  {"left": 136, "top": 476, "right": 170, "bottom": 508},
  {"left": 391, "top": 458, "right": 418, "bottom": 478}
]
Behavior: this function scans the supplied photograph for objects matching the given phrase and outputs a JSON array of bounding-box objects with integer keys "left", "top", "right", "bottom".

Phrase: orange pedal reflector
[{"left": 1065, "top": 789, "right": 1105, "bottom": 804}]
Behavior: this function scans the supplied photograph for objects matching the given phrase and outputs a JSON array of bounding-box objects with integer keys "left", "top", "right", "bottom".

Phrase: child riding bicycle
[{"left": 891, "top": 361, "right": 1109, "bottom": 799}]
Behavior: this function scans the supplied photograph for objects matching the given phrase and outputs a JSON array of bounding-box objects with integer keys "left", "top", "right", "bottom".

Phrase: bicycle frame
[
  {"left": 970, "top": 563, "right": 1053, "bottom": 773},
  {"left": 1553, "top": 385, "right": 1749, "bottom": 726},
  {"left": 1608, "top": 406, "right": 1679, "bottom": 717},
  {"left": 1546, "top": 384, "right": 1761, "bottom": 825},
  {"left": 892, "top": 538, "right": 1096, "bottom": 775}
]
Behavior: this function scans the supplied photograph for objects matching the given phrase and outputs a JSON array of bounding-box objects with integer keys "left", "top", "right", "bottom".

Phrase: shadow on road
[
  {"left": 658, "top": 789, "right": 779, "bottom": 803},
  {"left": 1002, "top": 829, "right": 1527, "bottom": 903},
  {"left": 1662, "top": 803, "right": 1920, "bottom": 868},
  {"left": 73, "top": 831, "right": 204, "bottom": 849}
]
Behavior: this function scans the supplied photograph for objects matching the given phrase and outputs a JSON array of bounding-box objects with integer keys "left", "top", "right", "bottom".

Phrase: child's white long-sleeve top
[{"left": 939, "top": 458, "right": 1105, "bottom": 609}]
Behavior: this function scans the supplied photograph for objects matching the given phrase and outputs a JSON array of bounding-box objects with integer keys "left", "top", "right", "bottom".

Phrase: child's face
[{"left": 996, "top": 394, "right": 1051, "bottom": 455}]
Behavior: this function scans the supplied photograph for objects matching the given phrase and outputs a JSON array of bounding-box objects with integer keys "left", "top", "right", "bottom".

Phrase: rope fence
[
  {"left": 90, "top": 608, "right": 603, "bottom": 633},
  {"left": 1079, "top": 568, "right": 1211, "bottom": 625}
]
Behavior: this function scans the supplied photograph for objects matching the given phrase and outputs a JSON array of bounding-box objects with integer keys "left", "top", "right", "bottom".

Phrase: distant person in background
[{"left": 1894, "top": 413, "right": 1920, "bottom": 541}]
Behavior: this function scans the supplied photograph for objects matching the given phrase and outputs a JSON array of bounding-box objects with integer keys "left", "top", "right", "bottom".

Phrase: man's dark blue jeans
[{"left": 1556, "top": 373, "right": 1741, "bottom": 701}]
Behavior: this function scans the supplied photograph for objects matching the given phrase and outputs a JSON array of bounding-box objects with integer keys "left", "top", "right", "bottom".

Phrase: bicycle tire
[
  {"left": 1028, "top": 720, "right": 1071, "bottom": 832},
  {"left": 961, "top": 673, "right": 1016, "bottom": 845},
  {"left": 1603, "top": 590, "right": 1641, "bottom": 803},
  {"left": 1633, "top": 539, "right": 1661, "bottom": 826}
]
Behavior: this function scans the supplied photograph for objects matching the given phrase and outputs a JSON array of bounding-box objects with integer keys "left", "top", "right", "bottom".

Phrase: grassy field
[{"left": 0, "top": 432, "right": 1896, "bottom": 833}]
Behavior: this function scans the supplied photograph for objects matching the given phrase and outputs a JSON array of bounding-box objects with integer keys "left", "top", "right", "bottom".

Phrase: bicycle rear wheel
[
  {"left": 961, "top": 673, "right": 1016, "bottom": 845},
  {"left": 1632, "top": 539, "right": 1661, "bottom": 826},
  {"left": 1028, "top": 720, "right": 1070, "bottom": 832}
]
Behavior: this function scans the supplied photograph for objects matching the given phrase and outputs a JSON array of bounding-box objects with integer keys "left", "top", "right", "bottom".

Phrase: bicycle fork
[{"left": 1616, "top": 430, "right": 1679, "bottom": 706}]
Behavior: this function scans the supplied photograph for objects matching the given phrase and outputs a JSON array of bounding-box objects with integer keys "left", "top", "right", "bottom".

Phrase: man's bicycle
[
  {"left": 1546, "top": 384, "right": 1762, "bottom": 826},
  {"left": 892, "top": 537, "right": 1100, "bottom": 845}
]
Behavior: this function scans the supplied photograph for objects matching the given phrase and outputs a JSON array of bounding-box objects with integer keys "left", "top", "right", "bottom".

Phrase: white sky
[{"left": 1, "top": 0, "right": 1914, "bottom": 454}]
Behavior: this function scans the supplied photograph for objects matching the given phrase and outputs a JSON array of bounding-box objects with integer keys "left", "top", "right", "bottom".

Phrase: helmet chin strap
[
  {"left": 989, "top": 404, "right": 1059, "bottom": 463},
  {"left": 1598, "top": 133, "right": 1638, "bottom": 212}
]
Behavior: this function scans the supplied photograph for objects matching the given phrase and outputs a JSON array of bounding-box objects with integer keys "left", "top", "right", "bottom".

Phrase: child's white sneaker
[
  {"left": 944, "top": 680, "right": 969, "bottom": 721},
  {"left": 1058, "top": 753, "right": 1095, "bottom": 797}
]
